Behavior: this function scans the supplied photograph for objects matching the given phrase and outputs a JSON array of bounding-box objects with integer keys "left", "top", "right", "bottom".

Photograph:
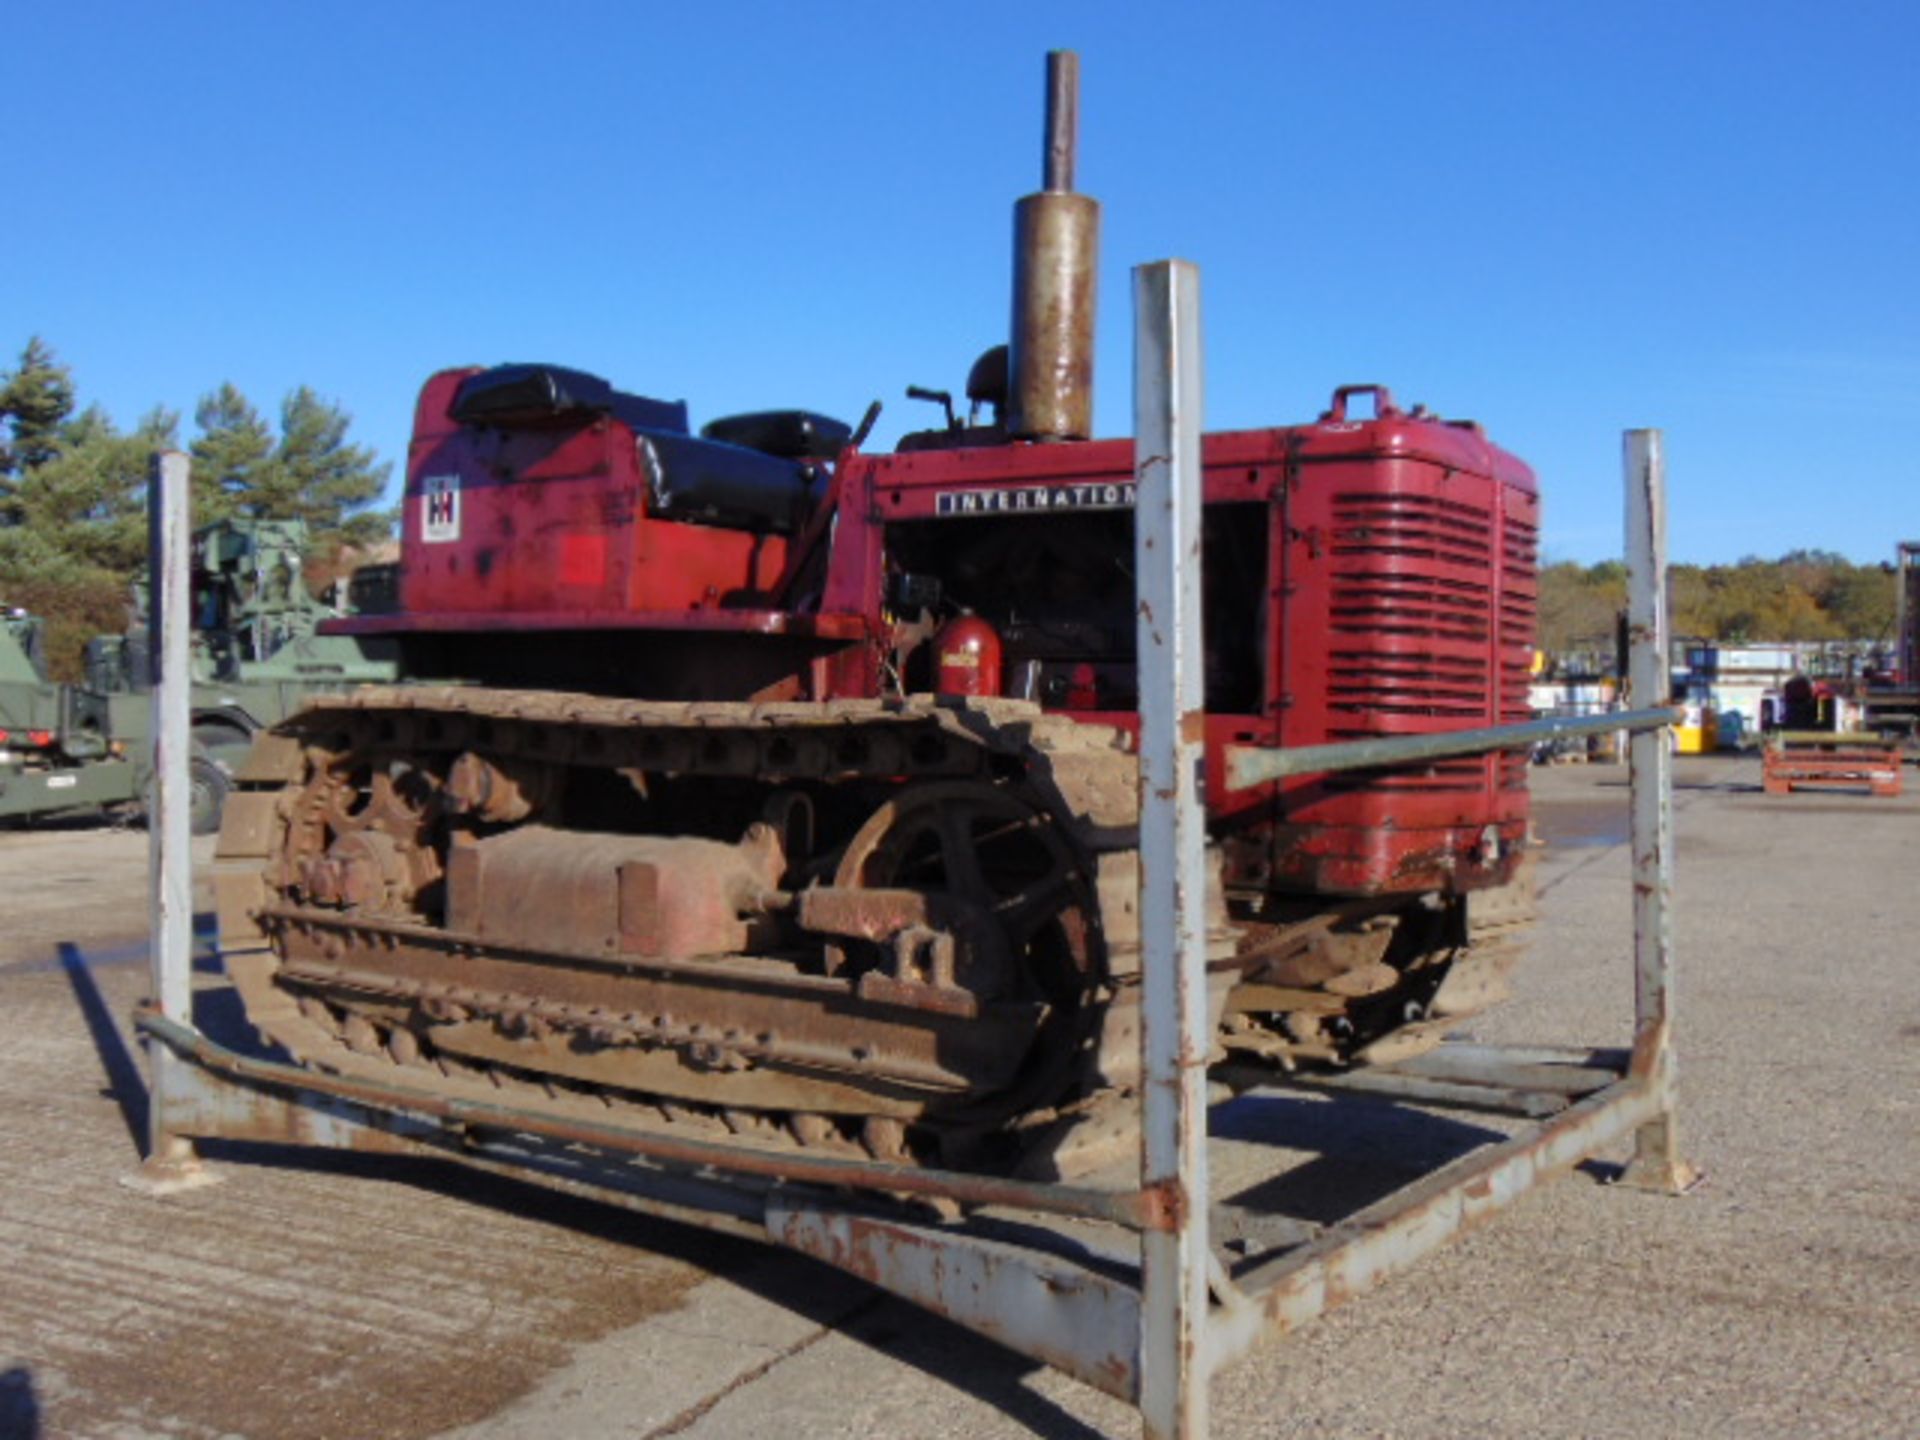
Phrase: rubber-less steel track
[{"left": 215, "top": 687, "right": 1525, "bottom": 1175}]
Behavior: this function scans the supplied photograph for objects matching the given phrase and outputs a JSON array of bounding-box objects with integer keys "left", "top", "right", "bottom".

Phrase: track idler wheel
[{"left": 826, "top": 781, "right": 1105, "bottom": 1140}]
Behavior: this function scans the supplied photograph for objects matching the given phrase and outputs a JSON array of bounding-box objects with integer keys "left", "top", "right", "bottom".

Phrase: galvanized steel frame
[
  {"left": 132, "top": 276, "right": 1693, "bottom": 1439},
  {"left": 1132, "top": 259, "right": 1213, "bottom": 1438},
  {"left": 129, "top": 450, "right": 210, "bottom": 1195}
]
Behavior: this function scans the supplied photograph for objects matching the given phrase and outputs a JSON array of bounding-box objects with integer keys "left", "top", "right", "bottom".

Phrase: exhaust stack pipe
[{"left": 1008, "top": 51, "right": 1100, "bottom": 441}]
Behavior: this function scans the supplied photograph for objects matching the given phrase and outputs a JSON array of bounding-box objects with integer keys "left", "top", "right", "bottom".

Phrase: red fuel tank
[{"left": 935, "top": 613, "right": 1003, "bottom": 697}]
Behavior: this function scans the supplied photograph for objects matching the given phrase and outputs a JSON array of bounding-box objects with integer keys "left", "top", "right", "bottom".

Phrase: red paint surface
[
  {"left": 395, "top": 369, "right": 790, "bottom": 619},
  {"left": 845, "top": 398, "right": 1537, "bottom": 895},
  {"left": 355, "top": 369, "right": 1536, "bottom": 896}
]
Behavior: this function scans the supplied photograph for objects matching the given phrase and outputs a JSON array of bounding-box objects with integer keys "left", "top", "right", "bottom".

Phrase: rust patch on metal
[
  {"left": 1628, "top": 1018, "right": 1670, "bottom": 1079},
  {"left": 1138, "top": 1177, "right": 1188, "bottom": 1233},
  {"left": 138, "top": 1010, "right": 1158, "bottom": 1229}
]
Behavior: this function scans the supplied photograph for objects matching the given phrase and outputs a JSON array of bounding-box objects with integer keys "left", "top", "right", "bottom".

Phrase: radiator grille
[
  {"left": 1322, "top": 488, "right": 1532, "bottom": 794},
  {"left": 1497, "top": 507, "right": 1539, "bottom": 786}
]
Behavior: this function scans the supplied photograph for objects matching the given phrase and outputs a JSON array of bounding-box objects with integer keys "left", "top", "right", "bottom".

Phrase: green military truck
[
  {"left": 0, "top": 605, "right": 152, "bottom": 823},
  {"left": 0, "top": 518, "right": 398, "bottom": 831}
]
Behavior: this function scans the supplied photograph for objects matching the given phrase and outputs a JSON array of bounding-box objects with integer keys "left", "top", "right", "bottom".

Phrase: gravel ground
[
  {"left": 0, "top": 757, "right": 1915, "bottom": 1439},
  {"left": 0, "top": 825, "right": 746, "bottom": 1440}
]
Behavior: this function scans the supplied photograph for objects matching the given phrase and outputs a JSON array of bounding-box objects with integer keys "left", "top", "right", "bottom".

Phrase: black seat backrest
[{"left": 700, "top": 410, "right": 850, "bottom": 461}]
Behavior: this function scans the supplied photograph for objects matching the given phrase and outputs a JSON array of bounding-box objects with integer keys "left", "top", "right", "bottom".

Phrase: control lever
[{"left": 905, "top": 385, "right": 959, "bottom": 432}]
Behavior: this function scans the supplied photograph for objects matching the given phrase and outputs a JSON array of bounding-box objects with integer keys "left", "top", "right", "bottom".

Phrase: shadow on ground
[
  {"left": 0, "top": 1367, "right": 40, "bottom": 1440},
  {"left": 57, "top": 941, "right": 150, "bottom": 1156},
  {"left": 53, "top": 921, "right": 1611, "bottom": 1439},
  {"left": 50, "top": 926, "right": 1118, "bottom": 1438},
  {"left": 1211, "top": 1092, "right": 1506, "bottom": 1223}
]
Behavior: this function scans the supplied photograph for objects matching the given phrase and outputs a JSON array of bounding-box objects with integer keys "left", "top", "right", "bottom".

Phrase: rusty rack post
[
  {"left": 1618, "top": 430, "right": 1699, "bottom": 1193},
  {"left": 125, "top": 450, "right": 216, "bottom": 1195},
  {"left": 130, "top": 287, "right": 1694, "bottom": 1439},
  {"left": 1132, "top": 258, "right": 1210, "bottom": 1440}
]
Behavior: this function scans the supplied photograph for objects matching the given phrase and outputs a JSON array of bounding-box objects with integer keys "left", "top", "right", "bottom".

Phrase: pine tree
[
  {"left": 0, "top": 391, "right": 177, "bottom": 677},
  {"left": 275, "top": 386, "right": 390, "bottom": 549},
  {"left": 189, "top": 384, "right": 391, "bottom": 549},
  {"left": 190, "top": 382, "right": 279, "bottom": 523},
  {"left": 12, "top": 404, "right": 180, "bottom": 572},
  {"left": 0, "top": 337, "right": 78, "bottom": 521}
]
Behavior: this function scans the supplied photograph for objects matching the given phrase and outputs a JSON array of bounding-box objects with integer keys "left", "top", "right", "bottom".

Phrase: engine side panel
[{"left": 852, "top": 406, "right": 1537, "bottom": 897}]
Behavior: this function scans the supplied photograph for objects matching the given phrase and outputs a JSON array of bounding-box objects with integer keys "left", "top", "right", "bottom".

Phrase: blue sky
[{"left": 3, "top": 2, "right": 1914, "bottom": 565}]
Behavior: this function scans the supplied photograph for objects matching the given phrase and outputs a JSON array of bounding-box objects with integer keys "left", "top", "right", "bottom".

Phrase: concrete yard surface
[{"left": 0, "top": 758, "right": 1916, "bottom": 1438}]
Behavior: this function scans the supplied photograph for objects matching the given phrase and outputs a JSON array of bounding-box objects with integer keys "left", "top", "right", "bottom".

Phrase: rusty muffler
[{"left": 1008, "top": 50, "right": 1100, "bottom": 442}]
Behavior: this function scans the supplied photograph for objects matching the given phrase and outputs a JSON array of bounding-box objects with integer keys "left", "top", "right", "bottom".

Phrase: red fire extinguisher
[{"left": 934, "top": 613, "right": 1003, "bottom": 697}]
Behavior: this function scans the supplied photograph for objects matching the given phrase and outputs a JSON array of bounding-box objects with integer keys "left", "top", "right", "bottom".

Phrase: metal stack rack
[
  {"left": 1762, "top": 731, "right": 1903, "bottom": 797},
  {"left": 131, "top": 261, "right": 1695, "bottom": 1440}
]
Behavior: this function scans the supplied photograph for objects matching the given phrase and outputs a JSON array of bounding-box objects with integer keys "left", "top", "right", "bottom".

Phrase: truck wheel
[{"left": 189, "top": 755, "right": 231, "bottom": 836}]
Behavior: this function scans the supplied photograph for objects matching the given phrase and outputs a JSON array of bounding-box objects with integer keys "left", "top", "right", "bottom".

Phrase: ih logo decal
[{"left": 421, "top": 473, "right": 460, "bottom": 542}]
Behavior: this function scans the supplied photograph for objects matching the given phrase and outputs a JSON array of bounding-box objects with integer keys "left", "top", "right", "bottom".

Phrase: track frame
[{"left": 132, "top": 270, "right": 1696, "bottom": 1440}]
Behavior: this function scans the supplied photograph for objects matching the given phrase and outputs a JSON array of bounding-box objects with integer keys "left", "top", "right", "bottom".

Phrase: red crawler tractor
[{"left": 216, "top": 54, "right": 1538, "bottom": 1177}]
